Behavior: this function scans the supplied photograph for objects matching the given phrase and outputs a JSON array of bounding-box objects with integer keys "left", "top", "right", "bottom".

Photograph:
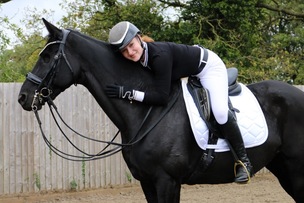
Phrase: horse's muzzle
[{"left": 18, "top": 92, "right": 43, "bottom": 111}]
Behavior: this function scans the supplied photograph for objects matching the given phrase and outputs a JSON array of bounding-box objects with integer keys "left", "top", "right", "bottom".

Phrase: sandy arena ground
[{"left": 0, "top": 173, "right": 294, "bottom": 203}]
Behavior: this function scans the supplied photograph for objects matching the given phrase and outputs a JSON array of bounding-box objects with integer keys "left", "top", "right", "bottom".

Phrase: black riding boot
[{"left": 219, "top": 110, "right": 253, "bottom": 184}]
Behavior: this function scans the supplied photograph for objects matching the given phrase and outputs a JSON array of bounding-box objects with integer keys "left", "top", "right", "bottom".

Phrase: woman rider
[{"left": 105, "top": 21, "right": 253, "bottom": 183}]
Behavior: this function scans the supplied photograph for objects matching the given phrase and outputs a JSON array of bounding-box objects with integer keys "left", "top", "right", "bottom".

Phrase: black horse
[{"left": 18, "top": 19, "right": 304, "bottom": 202}]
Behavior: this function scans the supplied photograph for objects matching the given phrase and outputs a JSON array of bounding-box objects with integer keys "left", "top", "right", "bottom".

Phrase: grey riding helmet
[{"left": 109, "top": 21, "right": 140, "bottom": 50}]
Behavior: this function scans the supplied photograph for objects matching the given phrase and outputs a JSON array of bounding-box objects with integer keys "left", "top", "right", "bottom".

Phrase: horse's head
[{"left": 18, "top": 19, "right": 82, "bottom": 111}]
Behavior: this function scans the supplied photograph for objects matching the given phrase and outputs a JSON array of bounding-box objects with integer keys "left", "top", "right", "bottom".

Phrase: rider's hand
[{"left": 105, "top": 84, "right": 134, "bottom": 100}]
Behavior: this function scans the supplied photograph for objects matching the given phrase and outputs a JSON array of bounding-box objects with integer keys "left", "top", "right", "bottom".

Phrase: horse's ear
[{"left": 42, "top": 18, "right": 61, "bottom": 38}]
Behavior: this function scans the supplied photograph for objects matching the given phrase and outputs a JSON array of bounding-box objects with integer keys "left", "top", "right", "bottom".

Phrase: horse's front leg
[
  {"left": 140, "top": 175, "right": 181, "bottom": 203},
  {"left": 155, "top": 175, "right": 181, "bottom": 203},
  {"left": 140, "top": 180, "right": 158, "bottom": 203}
]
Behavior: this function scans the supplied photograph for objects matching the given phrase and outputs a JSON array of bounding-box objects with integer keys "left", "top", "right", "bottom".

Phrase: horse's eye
[{"left": 41, "top": 53, "right": 51, "bottom": 63}]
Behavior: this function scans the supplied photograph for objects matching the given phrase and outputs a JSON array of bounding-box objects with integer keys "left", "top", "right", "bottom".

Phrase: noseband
[{"left": 26, "top": 29, "right": 74, "bottom": 111}]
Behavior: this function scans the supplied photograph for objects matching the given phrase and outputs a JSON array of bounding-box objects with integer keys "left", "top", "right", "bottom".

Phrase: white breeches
[{"left": 195, "top": 49, "right": 228, "bottom": 124}]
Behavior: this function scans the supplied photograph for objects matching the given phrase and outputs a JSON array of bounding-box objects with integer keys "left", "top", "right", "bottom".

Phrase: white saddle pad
[{"left": 181, "top": 78, "right": 268, "bottom": 152}]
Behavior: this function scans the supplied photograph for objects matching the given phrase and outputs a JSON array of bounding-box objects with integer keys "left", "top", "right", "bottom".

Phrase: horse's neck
[
  {"left": 76, "top": 45, "right": 144, "bottom": 132},
  {"left": 83, "top": 75, "right": 154, "bottom": 137},
  {"left": 81, "top": 70, "right": 127, "bottom": 131},
  {"left": 72, "top": 33, "right": 154, "bottom": 134}
]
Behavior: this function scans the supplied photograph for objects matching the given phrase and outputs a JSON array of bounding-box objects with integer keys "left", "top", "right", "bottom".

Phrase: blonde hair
[{"left": 141, "top": 35, "right": 154, "bottom": 42}]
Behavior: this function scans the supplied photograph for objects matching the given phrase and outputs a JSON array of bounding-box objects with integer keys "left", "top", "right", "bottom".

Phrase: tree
[
  {"left": 250, "top": 0, "right": 304, "bottom": 84},
  {"left": 0, "top": 33, "right": 45, "bottom": 82},
  {"left": 0, "top": 7, "right": 52, "bottom": 82},
  {"left": 60, "top": 0, "right": 164, "bottom": 41},
  {"left": 0, "top": 0, "right": 11, "bottom": 3},
  {"left": 157, "top": 0, "right": 304, "bottom": 84},
  {"left": 0, "top": 0, "right": 303, "bottom": 84}
]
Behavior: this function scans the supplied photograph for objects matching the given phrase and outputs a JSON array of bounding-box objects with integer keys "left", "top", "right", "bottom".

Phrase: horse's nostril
[{"left": 18, "top": 93, "right": 27, "bottom": 105}]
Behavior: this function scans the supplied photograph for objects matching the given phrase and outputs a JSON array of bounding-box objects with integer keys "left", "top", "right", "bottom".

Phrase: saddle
[
  {"left": 187, "top": 67, "right": 241, "bottom": 122},
  {"left": 187, "top": 67, "right": 241, "bottom": 170}
]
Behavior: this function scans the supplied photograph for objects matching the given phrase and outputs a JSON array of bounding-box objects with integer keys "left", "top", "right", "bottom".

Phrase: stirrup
[{"left": 234, "top": 160, "right": 251, "bottom": 183}]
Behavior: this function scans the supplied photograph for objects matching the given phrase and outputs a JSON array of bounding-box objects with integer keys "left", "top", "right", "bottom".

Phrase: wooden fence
[
  {"left": 0, "top": 83, "right": 304, "bottom": 195},
  {"left": 0, "top": 83, "right": 135, "bottom": 195}
]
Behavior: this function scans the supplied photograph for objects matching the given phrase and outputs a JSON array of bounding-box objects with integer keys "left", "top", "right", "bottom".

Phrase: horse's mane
[
  {"left": 67, "top": 28, "right": 109, "bottom": 47},
  {"left": 63, "top": 28, "right": 181, "bottom": 97}
]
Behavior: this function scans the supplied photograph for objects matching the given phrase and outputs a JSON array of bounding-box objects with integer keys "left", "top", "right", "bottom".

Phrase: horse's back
[
  {"left": 248, "top": 79, "right": 304, "bottom": 127},
  {"left": 247, "top": 80, "right": 304, "bottom": 100}
]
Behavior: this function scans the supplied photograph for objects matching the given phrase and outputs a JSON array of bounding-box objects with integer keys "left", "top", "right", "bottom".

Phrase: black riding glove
[{"left": 105, "top": 84, "right": 134, "bottom": 100}]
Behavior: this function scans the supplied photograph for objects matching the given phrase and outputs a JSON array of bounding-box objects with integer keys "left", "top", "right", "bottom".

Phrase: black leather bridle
[
  {"left": 25, "top": 29, "right": 128, "bottom": 161},
  {"left": 26, "top": 29, "right": 73, "bottom": 111}
]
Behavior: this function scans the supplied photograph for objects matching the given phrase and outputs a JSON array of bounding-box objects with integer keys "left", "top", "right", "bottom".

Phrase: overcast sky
[
  {"left": 0, "top": 0, "right": 177, "bottom": 45},
  {"left": 0, "top": 0, "right": 66, "bottom": 23},
  {"left": 0, "top": 0, "right": 70, "bottom": 43}
]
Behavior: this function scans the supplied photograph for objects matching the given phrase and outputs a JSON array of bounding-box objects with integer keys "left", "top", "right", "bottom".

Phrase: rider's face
[{"left": 120, "top": 37, "right": 143, "bottom": 62}]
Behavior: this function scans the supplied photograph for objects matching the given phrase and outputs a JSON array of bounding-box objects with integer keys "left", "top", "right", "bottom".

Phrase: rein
[
  {"left": 27, "top": 29, "right": 181, "bottom": 161},
  {"left": 33, "top": 89, "right": 180, "bottom": 161}
]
